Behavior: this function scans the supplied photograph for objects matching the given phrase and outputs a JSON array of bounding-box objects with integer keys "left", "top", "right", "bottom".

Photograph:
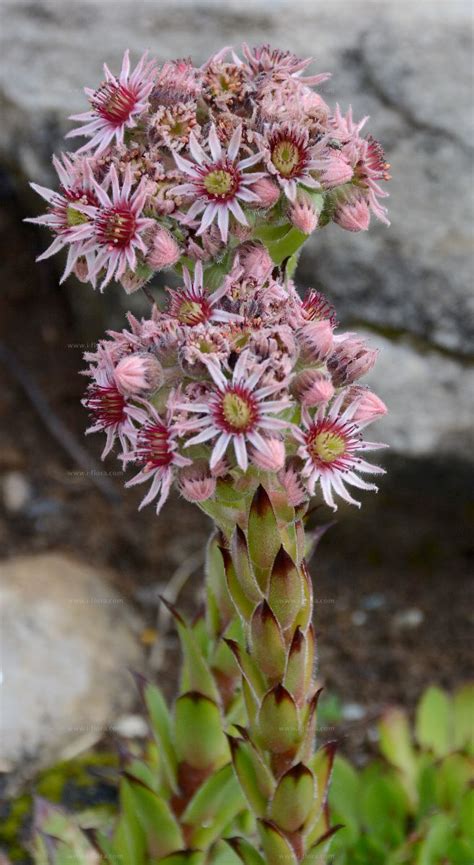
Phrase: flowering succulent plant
[{"left": 27, "top": 42, "right": 392, "bottom": 865}]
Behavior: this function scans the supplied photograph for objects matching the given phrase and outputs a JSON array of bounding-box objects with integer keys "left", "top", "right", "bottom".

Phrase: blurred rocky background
[{"left": 0, "top": 0, "right": 473, "bottom": 852}]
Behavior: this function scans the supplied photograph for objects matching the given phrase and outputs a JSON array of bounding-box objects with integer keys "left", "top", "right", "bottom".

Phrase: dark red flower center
[
  {"left": 302, "top": 290, "right": 337, "bottom": 326},
  {"left": 85, "top": 385, "right": 126, "bottom": 428},
  {"left": 92, "top": 81, "right": 138, "bottom": 125},
  {"left": 95, "top": 206, "right": 137, "bottom": 248},
  {"left": 136, "top": 422, "right": 174, "bottom": 469},
  {"left": 169, "top": 290, "right": 212, "bottom": 327},
  {"left": 213, "top": 385, "right": 259, "bottom": 433}
]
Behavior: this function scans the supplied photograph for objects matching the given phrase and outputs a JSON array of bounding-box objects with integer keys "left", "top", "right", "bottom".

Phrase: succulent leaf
[
  {"left": 121, "top": 775, "right": 183, "bottom": 859},
  {"left": 257, "top": 819, "right": 298, "bottom": 865},
  {"left": 160, "top": 598, "right": 222, "bottom": 704},
  {"left": 415, "top": 685, "right": 451, "bottom": 757},
  {"left": 250, "top": 601, "right": 287, "bottom": 681},
  {"left": 231, "top": 526, "right": 263, "bottom": 602},
  {"left": 270, "top": 763, "right": 315, "bottom": 832},
  {"left": 247, "top": 486, "right": 281, "bottom": 591},
  {"left": 137, "top": 676, "right": 178, "bottom": 793},
  {"left": 181, "top": 763, "right": 245, "bottom": 835},
  {"left": 268, "top": 547, "right": 303, "bottom": 631},
  {"left": 227, "top": 836, "right": 267, "bottom": 865},
  {"left": 453, "top": 684, "right": 474, "bottom": 755},
  {"left": 174, "top": 692, "right": 230, "bottom": 772},
  {"left": 257, "top": 685, "right": 301, "bottom": 755},
  {"left": 228, "top": 733, "right": 275, "bottom": 815}
]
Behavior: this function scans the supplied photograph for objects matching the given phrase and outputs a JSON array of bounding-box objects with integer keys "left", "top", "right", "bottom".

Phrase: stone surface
[
  {"left": 363, "top": 331, "right": 474, "bottom": 459},
  {"left": 0, "top": 553, "right": 144, "bottom": 792}
]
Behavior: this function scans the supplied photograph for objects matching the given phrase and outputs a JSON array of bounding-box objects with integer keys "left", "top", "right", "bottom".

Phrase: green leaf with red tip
[
  {"left": 228, "top": 733, "right": 275, "bottom": 816},
  {"left": 190, "top": 770, "right": 247, "bottom": 850},
  {"left": 35, "top": 837, "right": 83, "bottom": 865},
  {"left": 242, "top": 677, "right": 259, "bottom": 726},
  {"left": 270, "top": 763, "right": 316, "bottom": 833},
  {"left": 250, "top": 601, "right": 287, "bottom": 681},
  {"left": 205, "top": 533, "right": 235, "bottom": 632},
  {"left": 225, "top": 639, "right": 266, "bottom": 700},
  {"left": 227, "top": 836, "right": 267, "bottom": 865},
  {"left": 298, "top": 688, "right": 323, "bottom": 764},
  {"left": 220, "top": 546, "right": 255, "bottom": 619},
  {"left": 181, "top": 763, "right": 245, "bottom": 835},
  {"left": 231, "top": 526, "right": 262, "bottom": 602},
  {"left": 292, "top": 560, "right": 313, "bottom": 632},
  {"left": 90, "top": 830, "right": 122, "bottom": 865},
  {"left": 258, "top": 684, "right": 301, "bottom": 754},
  {"left": 158, "top": 852, "right": 206, "bottom": 865},
  {"left": 268, "top": 547, "right": 303, "bottom": 631},
  {"left": 174, "top": 692, "right": 230, "bottom": 772},
  {"left": 284, "top": 627, "right": 315, "bottom": 705},
  {"left": 207, "top": 840, "right": 244, "bottom": 865},
  {"left": 247, "top": 486, "right": 281, "bottom": 591},
  {"left": 257, "top": 820, "right": 298, "bottom": 865},
  {"left": 160, "top": 597, "right": 221, "bottom": 704},
  {"left": 121, "top": 775, "right": 183, "bottom": 860},
  {"left": 305, "top": 741, "right": 337, "bottom": 840},
  {"left": 136, "top": 675, "right": 178, "bottom": 794},
  {"left": 415, "top": 685, "right": 451, "bottom": 757},
  {"left": 300, "top": 825, "right": 343, "bottom": 865},
  {"left": 113, "top": 779, "right": 147, "bottom": 865}
]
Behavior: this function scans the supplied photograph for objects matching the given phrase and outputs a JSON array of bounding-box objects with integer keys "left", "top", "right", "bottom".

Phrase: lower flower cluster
[{"left": 83, "top": 253, "right": 387, "bottom": 513}]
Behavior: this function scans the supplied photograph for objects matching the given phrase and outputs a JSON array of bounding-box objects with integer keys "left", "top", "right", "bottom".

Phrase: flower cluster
[
  {"left": 28, "top": 44, "right": 390, "bottom": 292},
  {"left": 83, "top": 254, "right": 387, "bottom": 513}
]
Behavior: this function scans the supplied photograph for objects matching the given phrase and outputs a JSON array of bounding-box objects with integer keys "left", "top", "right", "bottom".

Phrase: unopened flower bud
[
  {"left": 147, "top": 227, "right": 181, "bottom": 270},
  {"left": 114, "top": 352, "right": 164, "bottom": 396},
  {"left": 292, "top": 370, "right": 334, "bottom": 407},
  {"left": 249, "top": 176, "right": 281, "bottom": 209},
  {"left": 289, "top": 192, "right": 319, "bottom": 234},
  {"left": 278, "top": 459, "right": 307, "bottom": 507},
  {"left": 233, "top": 222, "right": 253, "bottom": 242},
  {"left": 328, "top": 334, "right": 378, "bottom": 386},
  {"left": 349, "top": 387, "right": 388, "bottom": 422},
  {"left": 178, "top": 461, "right": 216, "bottom": 502},
  {"left": 120, "top": 270, "right": 149, "bottom": 295},
  {"left": 334, "top": 193, "right": 370, "bottom": 232},
  {"left": 319, "top": 153, "right": 353, "bottom": 189},
  {"left": 250, "top": 437, "right": 285, "bottom": 471},
  {"left": 73, "top": 257, "right": 90, "bottom": 283},
  {"left": 239, "top": 243, "right": 274, "bottom": 281},
  {"left": 299, "top": 319, "right": 334, "bottom": 362}
]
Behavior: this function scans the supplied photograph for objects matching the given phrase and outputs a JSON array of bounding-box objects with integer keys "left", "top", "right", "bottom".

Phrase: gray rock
[
  {"left": 363, "top": 332, "right": 474, "bottom": 459},
  {"left": 1, "top": 471, "right": 31, "bottom": 514},
  {"left": 0, "top": 553, "right": 143, "bottom": 793}
]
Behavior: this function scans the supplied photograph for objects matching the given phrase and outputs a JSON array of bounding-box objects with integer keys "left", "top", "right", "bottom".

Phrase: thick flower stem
[{"left": 220, "top": 483, "right": 338, "bottom": 865}]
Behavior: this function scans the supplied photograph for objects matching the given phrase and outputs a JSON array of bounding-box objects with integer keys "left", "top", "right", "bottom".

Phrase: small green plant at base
[{"left": 328, "top": 684, "right": 474, "bottom": 865}]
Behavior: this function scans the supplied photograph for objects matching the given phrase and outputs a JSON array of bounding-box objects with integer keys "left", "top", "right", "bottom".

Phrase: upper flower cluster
[
  {"left": 27, "top": 44, "right": 390, "bottom": 293},
  {"left": 82, "top": 254, "right": 387, "bottom": 513}
]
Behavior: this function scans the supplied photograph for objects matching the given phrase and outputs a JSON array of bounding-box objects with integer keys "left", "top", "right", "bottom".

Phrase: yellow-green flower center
[
  {"left": 271, "top": 140, "right": 300, "bottom": 177},
  {"left": 222, "top": 391, "right": 255, "bottom": 431},
  {"left": 309, "top": 430, "right": 346, "bottom": 463},
  {"left": 66, "top": 205, "right": 89, "bottom": 227},
  {"left": 177, "top": 299, "right": 207, "bottom": 325},
  {"left": 203, "top": 169, "right": 234, "bottom": 196}
]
